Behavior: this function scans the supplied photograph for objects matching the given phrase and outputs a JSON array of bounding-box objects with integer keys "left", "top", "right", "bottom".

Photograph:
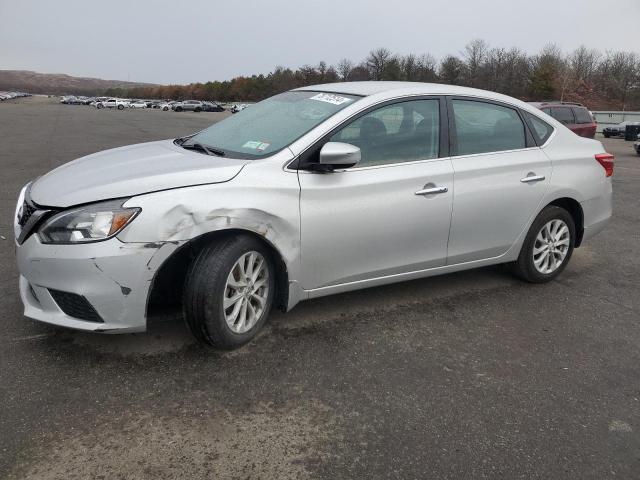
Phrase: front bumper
[{"left": 16, "top": 235, "right": 181, "bottom": 333}]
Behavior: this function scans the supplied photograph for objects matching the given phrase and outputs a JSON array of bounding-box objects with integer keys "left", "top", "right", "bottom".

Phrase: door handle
[
  {"left": 415, "top": 185, "right": 448, "bottom": 196},
  {"left": 520, "top": 174, "right": 546, "bottom": 183}
]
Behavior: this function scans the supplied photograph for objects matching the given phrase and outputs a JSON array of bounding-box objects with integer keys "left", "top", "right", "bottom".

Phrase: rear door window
[
  {"left": 551, "top": 107, "right": 575, "bottom": 125},
  {"left": 573, "top": 107, "right": 593, "bottom": 124},
  {"left": 451, "top": 99, "right": 526, "bottom": 155}
]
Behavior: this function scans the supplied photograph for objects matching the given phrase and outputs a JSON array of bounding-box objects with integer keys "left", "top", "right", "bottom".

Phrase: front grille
[
  {"left": 18, "top": 200, "right": 36, "bottom": 227},
  {"left": 16, "top": 188, "right": 52, "bottom": 244},
  {"left": 48, "top": 289, "right": 104, "bottom": 323}
]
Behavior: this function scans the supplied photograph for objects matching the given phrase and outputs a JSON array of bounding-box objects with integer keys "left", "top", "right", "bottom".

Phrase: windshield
[{"left": 184, "top": 91, "right": 360, "bottom": 158}]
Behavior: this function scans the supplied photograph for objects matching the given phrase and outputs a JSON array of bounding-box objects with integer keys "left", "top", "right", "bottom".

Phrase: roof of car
[
  {"left": 296, "top": 81, "right": 514, "bottom": 99},
  {"left": 528, "top": 101, "right": 586, "bottom": 108}
]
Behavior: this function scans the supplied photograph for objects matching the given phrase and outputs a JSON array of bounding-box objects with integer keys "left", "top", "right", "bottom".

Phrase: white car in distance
[{"left": 96, "top": 98, "right": 130, "bottom": 110}]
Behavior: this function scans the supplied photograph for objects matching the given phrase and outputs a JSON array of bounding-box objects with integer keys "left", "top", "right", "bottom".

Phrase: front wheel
[
  {"left": 512, "top": 205, "right": 575, "bottom": 283},
  {"left": 117, "top": 104, "right": 124, "bottom": 110},
  {"left": 184, "top": 236, "right": 275, "bottom": 349}
]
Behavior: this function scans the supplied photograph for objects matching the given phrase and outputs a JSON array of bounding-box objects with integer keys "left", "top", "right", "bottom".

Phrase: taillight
[{"left": 595, "top": 153, "right": 614, "bottom": 177}]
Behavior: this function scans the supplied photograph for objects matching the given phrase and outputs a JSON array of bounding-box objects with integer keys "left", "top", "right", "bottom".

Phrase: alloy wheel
[
  {"left": 533, "top": 219, "right": 570, "bottom": 274},
  {"left": 223, "top": 251, "right": 269, "bottom": 334}
]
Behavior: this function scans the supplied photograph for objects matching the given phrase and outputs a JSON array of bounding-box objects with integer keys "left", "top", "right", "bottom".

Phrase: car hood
[{"left": 29, "top": 140, "right": 248, "bottom": 207}]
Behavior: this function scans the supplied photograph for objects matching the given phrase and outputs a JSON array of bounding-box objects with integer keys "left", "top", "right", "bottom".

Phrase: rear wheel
[
  {"left": 117, "top": 104, "right": 124, "bottom": 110},
  {"left": 512, "top": 205, "right": 575, "bottom": 283},
  {"left": 194, "top": 107, "right": 202, "bottom": 112},
  {"left": 184, "top": 236, "right": 275, "bottom": 349},
  {"left": 603, "top": 133, "right": 610, "bottom": 138}
]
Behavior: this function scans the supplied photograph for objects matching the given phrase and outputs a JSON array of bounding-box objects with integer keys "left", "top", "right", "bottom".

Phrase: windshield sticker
[
  {"left": 243, "top": 140, "right": 270, "bottom": 151},
  {"left": 309, "top": 93, "right": 351, "bottom": 105}
]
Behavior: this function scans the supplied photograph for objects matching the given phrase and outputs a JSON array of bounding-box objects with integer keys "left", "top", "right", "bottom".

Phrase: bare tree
[
  {"left": 336, "top": 58, "right": 354, "bottom": 81},
  {"left": 463, "top": 39, "right": 489, "bottom": 86},
  {"left": 596, "top": 51, "right": 639, "bottom": 110},
  {"left": 439, "top": 55, "right": 465, "bottom": 85},
  {"left": 317, "top": 61, "right": 328, "bottom": 81},
  {"left": 366, "top": 48, "right": 392, "bottom": 80},
  {"left": 401, "top": 54, "right": 418, "bottom": 81},
  {"left": 569, "top": 46, "right": 601, "bottom": 82},
  {"left": 415, "top": 54, "right": 438, "bottom": 82}
]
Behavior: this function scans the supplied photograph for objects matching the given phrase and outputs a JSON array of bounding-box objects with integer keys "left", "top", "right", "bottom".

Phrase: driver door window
[{"left": 329, "top": 99, "right": 440, "bottom": 167}]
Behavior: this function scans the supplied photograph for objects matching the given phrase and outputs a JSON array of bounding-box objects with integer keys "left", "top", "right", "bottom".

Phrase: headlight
[{"left": 38, "top": 199, "right": 140, "bottom": 244}]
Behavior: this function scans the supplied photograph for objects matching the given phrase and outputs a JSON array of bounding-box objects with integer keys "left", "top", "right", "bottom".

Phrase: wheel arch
[
  {"left": 546, "top": 197, "right": 585, "bottom": 247},
  {"left": 146, "top": 228, "right": 290, "bottom": 319}
]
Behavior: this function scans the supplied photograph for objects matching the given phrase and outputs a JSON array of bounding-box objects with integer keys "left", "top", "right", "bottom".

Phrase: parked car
[
  {"left": 202, "top": 101, "right": 225, "bottom": 112},
  {"left": 96, "top": 98, "right": 129, "bottom": 110},
  {"left": 159, "top": 101, "right": 179, "bottom": 111},
  {"left": 172, "top": 100, "right": 205, "bottom": 112},
  {"left": 529, "top": 102, "right": 597, "bottom": 138},
  {"left": 129, "top": 100, "right": 147, "bottom": 109},
  {"left": 230, "top": 103, "right": 249, "bottom": 113},
  {"left": 602, "top": 121, "right": 640, "bottom": 138},
  {"left": 14, "top": 82, "right": 613, "bottom": 349},
  {"left": 60, "top": 95, "right": 82, "bottom": 105}
]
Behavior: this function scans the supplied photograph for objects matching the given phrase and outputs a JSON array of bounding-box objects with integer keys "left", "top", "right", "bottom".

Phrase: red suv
[{"left": 529, "top": 102, "right": 597, "bottom": 138}]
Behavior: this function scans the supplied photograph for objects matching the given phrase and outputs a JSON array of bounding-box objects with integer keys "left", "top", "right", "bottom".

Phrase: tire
[
  {"left": 97, "top": 103, "right": 103, "bottom": 109},
  {"left": 117, "top": 104, "right": 124, "bottom": 110},
  {"left": 183, "top": 235, "right": 276, "bottom": 349},
  {"left": 176, "top": 106, "right": 183, "bottom": 112},
  {"left": 512, "top": 205, "right": 575, "bottom": 283},
  {"left": 603, "top": 133, "right": 610, "bottom": 138},
  {"left": 194, "top": 107, "right": 201, "bottom": 112}
]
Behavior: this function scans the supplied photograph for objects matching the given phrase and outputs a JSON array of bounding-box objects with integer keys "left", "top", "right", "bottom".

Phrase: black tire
[
  {"left": 97, "top": 103, "right": 103, "bottom": 109},
  {"left": 117, "top": 104, "right": 124, "bottom": 110},
  {"left": 175, "top": 106, "right": 183, "bottom": 112},
  {"left": 512, "top": 205, "right": 575, "bottom": 283},
  {"left": 194, "top": 107, "right": 201, "bottom": 112},
  {"left": 183, "top": 235, "right": 276, "bottom": 349},
  {"left": 603, "top": 133, "right": 610, "bottom": 138}
]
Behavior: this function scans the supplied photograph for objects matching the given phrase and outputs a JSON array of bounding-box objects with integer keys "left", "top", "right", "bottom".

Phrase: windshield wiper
[
  {"left": 182, "top": 142, "right": 226, "bottom": 157},
  {"left": 174, "top": 134, "right": 194, "bottom": 145}
]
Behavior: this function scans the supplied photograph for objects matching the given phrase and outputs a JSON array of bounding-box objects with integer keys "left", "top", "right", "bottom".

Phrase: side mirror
[{"left": 316, "top": 142, "right": 361, "bottom": 171}]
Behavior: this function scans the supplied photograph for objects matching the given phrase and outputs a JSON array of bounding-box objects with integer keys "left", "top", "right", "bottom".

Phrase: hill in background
[{"left": 0, "top": 70, "right": 158, "bottom": 95}]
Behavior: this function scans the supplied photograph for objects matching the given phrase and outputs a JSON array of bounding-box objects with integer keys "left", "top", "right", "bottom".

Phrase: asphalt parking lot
[{"left": 1, "top": 96, "right": 639, "bottom": 479}]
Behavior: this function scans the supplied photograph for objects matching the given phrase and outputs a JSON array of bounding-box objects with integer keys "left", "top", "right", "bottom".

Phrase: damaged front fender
[{"left": 119, "top": 161, "right": 304, "bottom": 310}]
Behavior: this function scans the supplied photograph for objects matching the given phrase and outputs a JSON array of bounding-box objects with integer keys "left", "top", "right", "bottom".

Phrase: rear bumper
[
  {"left": 580, "top": 185, "right": 612, "bottom": 243},
  {"left": 16, "top": 235, "right": 182, "bottom": 333}
]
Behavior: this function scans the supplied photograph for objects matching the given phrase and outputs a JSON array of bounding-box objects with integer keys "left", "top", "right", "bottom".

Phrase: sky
[{"left": 1, "top": 0, "right": 639, "bottom": 85}]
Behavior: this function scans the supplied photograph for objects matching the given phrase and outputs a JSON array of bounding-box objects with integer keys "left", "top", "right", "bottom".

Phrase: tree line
[{"left": 106, "top": 40, "right": 640, "bottom": 110}]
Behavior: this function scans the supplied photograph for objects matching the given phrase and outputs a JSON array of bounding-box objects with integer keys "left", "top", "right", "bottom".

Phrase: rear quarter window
[{"left": 523, "top": 111, "right": 554, "bottom": 145}]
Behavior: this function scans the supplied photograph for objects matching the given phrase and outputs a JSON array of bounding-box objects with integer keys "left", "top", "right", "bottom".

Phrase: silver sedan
[{"left": 14, "top": 82, "right": 613, "bottom": 349}]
